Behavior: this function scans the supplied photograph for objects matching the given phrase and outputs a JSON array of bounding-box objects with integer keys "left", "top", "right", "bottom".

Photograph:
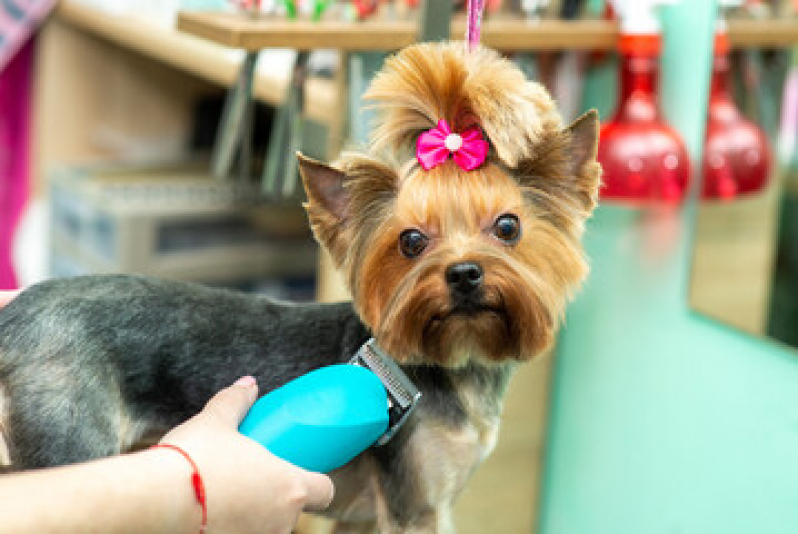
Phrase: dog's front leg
[
  {"left": 373, "top": 487, "right": 454, "bottom": 534},
  {"left": 371, "top": 416, "right": 494, "bottom": 534},
  {"left": 331, "top": 519, "right": 379, "bottom": 534}
]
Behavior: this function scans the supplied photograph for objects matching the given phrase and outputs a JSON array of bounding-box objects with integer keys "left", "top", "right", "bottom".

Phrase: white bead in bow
[{"left": 444, "top": 133, "right": 463, "bottom": 152}]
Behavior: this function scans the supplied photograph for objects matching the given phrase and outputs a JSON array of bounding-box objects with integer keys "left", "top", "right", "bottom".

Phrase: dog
[{"left": 0, "top": 42, "right": 600, "bottom": 533}]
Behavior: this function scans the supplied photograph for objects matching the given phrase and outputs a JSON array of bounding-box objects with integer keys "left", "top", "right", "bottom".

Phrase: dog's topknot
[{"left": 364, "top": 42, "right": 562, "bottom": 168}]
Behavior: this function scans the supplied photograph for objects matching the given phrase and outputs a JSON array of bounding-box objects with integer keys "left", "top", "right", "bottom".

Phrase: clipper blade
[{"left": 349, "top": 338, "right": 421, "bottom": 445}]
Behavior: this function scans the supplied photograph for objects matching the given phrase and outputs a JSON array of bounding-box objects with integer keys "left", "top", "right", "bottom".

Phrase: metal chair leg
[
  {"left": 262, "top": 51, "right": 310, "bottom": 199},
  {"left": 212, "top": 51, "right": 260, "bottom": 180}
]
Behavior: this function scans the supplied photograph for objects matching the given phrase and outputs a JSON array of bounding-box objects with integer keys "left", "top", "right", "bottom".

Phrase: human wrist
[{"left": 139, "top": 447, "right": 207, "bottom": 534}]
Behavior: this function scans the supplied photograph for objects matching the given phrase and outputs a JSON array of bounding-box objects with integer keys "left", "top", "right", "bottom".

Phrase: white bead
[{"left": 444, "top": 133, "right": 463, "bottom": 152}]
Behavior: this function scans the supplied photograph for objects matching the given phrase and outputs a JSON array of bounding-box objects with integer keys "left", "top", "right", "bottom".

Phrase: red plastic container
[
  {"left": 702, "top": 34, "right": 771, "bottom": 200},
  {"left": 598, "top": 35, "right": 691, "bottom": 206}
]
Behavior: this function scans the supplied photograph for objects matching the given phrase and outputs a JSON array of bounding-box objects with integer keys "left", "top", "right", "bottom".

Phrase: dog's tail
[{"left": 364, "top": 42, "right": 563, "bottom": 168}]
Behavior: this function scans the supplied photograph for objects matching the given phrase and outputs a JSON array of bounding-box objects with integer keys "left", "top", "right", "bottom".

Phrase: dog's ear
[
  {"left": 298, "top": 153, "right": 350, "bottom": 264},
  {"left": 517, "top": 109, "right": 602, "bottom": 222},
  {"left": 564, "top": 109, "right": 601, "bottom": 212},
  {"left": 567, "top": 110, "right": 600, "bottom": 167},
  {"left": 298, "top": 152, "right": 348, "bottom": 221}
]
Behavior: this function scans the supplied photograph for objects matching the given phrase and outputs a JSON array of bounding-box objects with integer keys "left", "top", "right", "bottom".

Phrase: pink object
[
  {"left": 702, "top": 34, "right": 771, "bottom": 200},
  {"left": 417, "top": 119, "right": 489, "bottom": 171},
  {"left": 466, "top": 0, "right": 486, "bottom": 51},
  {"left": 597, "top": 35, "right": 691, "bottom": 206},
  {"left": 0, "top": 0, "right": 55, "bottom": 72},
  {"left": 0, "top": 38, "right": 34, "bottom": 289}
]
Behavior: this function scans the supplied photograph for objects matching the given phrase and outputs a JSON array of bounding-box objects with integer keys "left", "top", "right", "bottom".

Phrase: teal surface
[
  {"left": 541, "top": 2, "right": 798, "bottom": 533},
  {"left": 581, "top": 54, "right": 617, "bottom": 122},
  {"left": 239, "top": 364, "right": 389, "bottom": 473}
]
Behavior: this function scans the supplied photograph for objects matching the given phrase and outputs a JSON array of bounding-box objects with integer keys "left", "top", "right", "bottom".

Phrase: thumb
[
  {"left": 301, "top": 471, "right": 335, "bottom": 512},
  {"left": 203, "top": 376, "right": 259, "bottom": 427}
]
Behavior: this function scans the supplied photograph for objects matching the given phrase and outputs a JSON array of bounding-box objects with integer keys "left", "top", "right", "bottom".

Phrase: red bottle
[
  {"left": 702, "top": 33, "right": 771, "bottom": 200},
  {"left": 598, "top": 35, "right": 691, "bottom": 205}
]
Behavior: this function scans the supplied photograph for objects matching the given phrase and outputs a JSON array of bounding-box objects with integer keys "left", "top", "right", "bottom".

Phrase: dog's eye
[
  {"left": 399, "top": 229, "right": 429, "bottom": 258},
  {"left": 493, "top": 214, "right": 521, "bottom": 244}
]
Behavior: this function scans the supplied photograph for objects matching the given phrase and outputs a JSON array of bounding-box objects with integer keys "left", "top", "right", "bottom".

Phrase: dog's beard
[{"left": 373, "top": 248, "right": 559, "bottom": 367}]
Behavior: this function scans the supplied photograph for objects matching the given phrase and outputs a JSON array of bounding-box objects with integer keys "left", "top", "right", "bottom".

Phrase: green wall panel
[{"left": 540, "top": 2, "right": 798, "bottom": 533}]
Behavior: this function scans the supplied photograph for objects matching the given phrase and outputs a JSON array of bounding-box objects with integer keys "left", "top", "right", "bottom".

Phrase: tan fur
[
  {"left": 326, "top": 455, "right": 382, "bottom": 523},
  {"left": 364, "top": 159, "right": 589, "bottom": 364},
  {"left": 332, "top": 520, "right": 380, "bottom": 534},
  {"left": 365, "top": 42, "right": 561, "bottom": 168}
]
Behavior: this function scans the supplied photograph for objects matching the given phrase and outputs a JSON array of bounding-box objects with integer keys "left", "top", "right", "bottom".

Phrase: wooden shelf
[
  {"left": 56, "top": 1, "right": 337, "bottom": 124},
  {"left": 177, "top": 12, "right": 621, "bottom": 51},
  {"left": 727, "top": 18, "right": 798, "bottom": 49},
  {"left": 177, "top": 10, "right": 798, "bottom": 52}
]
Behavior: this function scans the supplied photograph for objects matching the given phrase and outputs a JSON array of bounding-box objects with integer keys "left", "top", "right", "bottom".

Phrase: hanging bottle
[
  {"left": 598, "top": 0, "right": 691, "bottom": 205},
  {"left": 701, "top": 27, "right": 771, "bottom": 199}
]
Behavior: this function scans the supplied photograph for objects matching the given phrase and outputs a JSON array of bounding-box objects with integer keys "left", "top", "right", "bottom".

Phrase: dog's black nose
[{"left": 446, "top": 262, "right": 483, "bottom": 295}]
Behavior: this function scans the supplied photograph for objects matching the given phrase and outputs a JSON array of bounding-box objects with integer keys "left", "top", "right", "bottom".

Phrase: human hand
[
  {"left": 158, "top": 377, "right": 334, "bottom": 534},
  {"left": 0, "top": 290, "right": 19, "bottom": 308}
]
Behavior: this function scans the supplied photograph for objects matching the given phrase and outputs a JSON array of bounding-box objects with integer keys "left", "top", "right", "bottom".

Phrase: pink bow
[{"left": 416, "top": 119, "right": 489, "bottom": 171}]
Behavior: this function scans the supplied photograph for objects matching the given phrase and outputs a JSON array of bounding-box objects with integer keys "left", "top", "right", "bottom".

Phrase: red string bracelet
[{"left": 151, "top": 444, "right": 208, "bottom": 532}]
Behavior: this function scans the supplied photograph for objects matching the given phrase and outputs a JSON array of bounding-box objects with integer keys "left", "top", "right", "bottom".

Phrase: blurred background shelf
[
  {"left": 176, "top": 12, "right": 621, "bottom": 51},
  {"left": 57, "top": 1, "right": 337, "bottom": 125},
  {"left": 727, "top": 18, "right": 798, "bottom": 48},
  {"left": 53, "top": 1, "right": 798, "bottom": 133},
  {"left": 177, "top": 11, "right": 798, "bottom": 52}
]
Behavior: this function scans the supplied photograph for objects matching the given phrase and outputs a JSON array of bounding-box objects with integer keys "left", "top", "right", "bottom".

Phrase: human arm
[{"left": 0, "top": 377, "right": 334, "bottom": 534}]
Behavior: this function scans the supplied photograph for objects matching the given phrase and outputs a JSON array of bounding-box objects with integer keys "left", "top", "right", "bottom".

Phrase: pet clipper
[{"left": 239, "top": 338, "right": 421, "bottom": 472}]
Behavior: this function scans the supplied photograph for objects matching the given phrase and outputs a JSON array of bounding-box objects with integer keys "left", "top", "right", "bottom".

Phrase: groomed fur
[
  {"left": 365, "top": 42, "right": 562, "bottom": 168},
  {"left": 304, "top": 43, "right": 601, "bottom": 365}
]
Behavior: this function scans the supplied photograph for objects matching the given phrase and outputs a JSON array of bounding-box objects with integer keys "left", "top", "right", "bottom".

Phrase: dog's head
[{"left": 299, "top": 42, "right": 601, "bottom": 367}]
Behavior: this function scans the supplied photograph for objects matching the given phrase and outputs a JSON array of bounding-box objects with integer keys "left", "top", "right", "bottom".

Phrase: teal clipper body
[
  {"left": 239, "top": 339, "right": 421, "bottom": 473},
  {"left": 239, "top": 365, "right": 387, "bottom": 472}
]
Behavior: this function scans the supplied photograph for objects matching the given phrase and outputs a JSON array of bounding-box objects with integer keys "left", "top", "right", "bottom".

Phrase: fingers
[
  {"left": 0, "top": 290, "right": 19, "bottom": 308},
  {"left": 300, "top": 471, "right": 335, "bottom": 512},
  {"left": 203, "top": 376, "right": 259, "bottom": 427}
]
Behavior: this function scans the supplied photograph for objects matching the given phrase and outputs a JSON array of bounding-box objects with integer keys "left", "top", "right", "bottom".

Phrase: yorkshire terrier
[{"left": 0, "top": 42, "right": 599, "bottom": 533}]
